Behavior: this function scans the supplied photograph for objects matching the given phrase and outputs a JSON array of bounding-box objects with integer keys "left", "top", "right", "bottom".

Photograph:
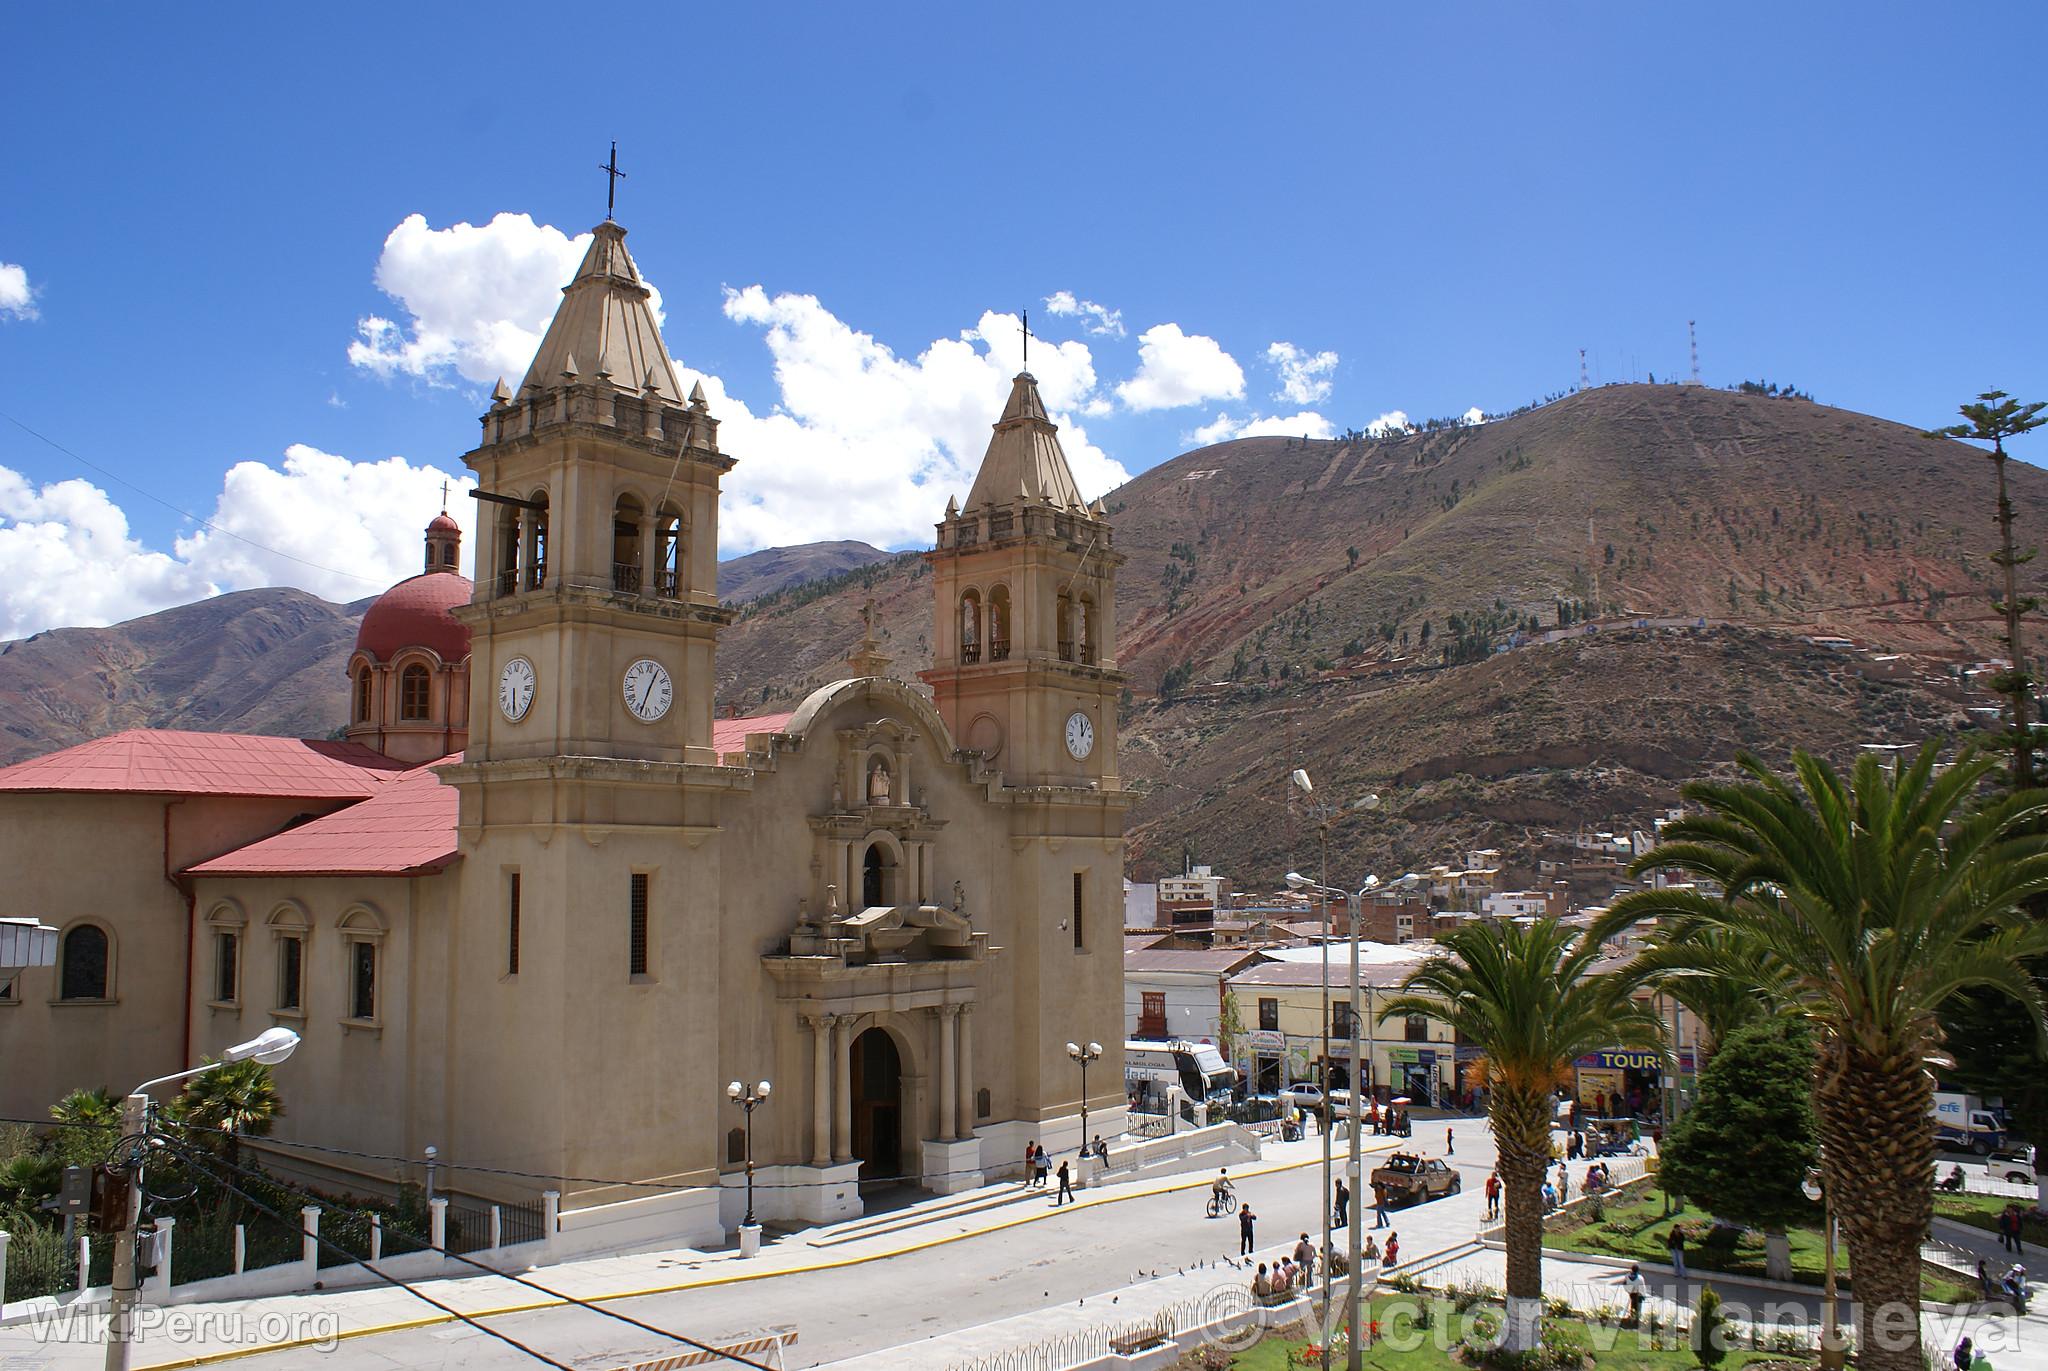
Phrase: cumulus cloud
[
  {"left": 1114, "top": 324, "right": 1245, "bottom": 412},
  {"left": 1367, "top": 410, "right": 1412, "bottom": 437},
  {"left": 1183, "top": 411, "right": 1336, "bottom": 447},
  {"left": 1043, "top": 290, "right": 1125, "bottom": 338},
  {"left": 1266, "top": 341, "right": 1338, "bottom": 405},
  {"left": 0, "top": 262, "right": 38, "bottom": 320},
  {"left": 0, "top": 451, "right": 475, "bottom": 640},
  {"left": 710, "top": 290, "right": 1127, "bottom": 551},
  {"left": 347, "top": 214, "right": 661, "bottom": 388}
]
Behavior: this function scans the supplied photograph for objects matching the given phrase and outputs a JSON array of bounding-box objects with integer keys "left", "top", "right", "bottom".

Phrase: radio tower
[
  {"left": 1579, "top": 349, "right": 1590, "bottom": 392},
  {"left": 1688, "top": 320, "right": 1701, "bottom": 385}
]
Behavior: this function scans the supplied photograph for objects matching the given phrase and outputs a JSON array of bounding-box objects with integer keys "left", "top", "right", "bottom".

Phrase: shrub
[{"left": 1692, "top": 1283, "right": 1727, "bottom": 1368}]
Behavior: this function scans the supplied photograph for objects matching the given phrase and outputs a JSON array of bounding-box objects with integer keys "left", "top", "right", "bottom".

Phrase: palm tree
[
  {"left": 49, "top": 1086, "right": 122, "bottom": 1170},
  {"left": 177, "top": 1059, "right": 284, "bottom": 1175},
  {"left": 1632, "top": 928, "right": 1793, "bottom": 1062},
  {"left": 1378, "top": 918, "right": 1663, "bottom": 1351},
  {"left": 1595, "top": 746, "right": 2048, "bottom": 1371}
]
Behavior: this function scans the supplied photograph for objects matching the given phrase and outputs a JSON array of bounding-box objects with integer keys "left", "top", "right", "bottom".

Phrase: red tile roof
[
  {"left": 0, "top": 731, "right": 409, "bottom": 799},
  {"left": 186, "top": 757, "right": 460, "bottom": 878},
  {"left": 712, "top": 711, "right": 796, "bottom": 757}
]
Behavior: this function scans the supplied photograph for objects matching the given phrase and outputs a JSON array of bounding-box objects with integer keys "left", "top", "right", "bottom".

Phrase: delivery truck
[{"left": 1933, "top": 1092, "right": 2009, "bottom": 1154}]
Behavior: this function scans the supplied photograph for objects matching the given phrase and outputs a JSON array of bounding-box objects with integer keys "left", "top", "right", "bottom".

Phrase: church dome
[
  {"left": 355, "top": 570, "right": 473, "bottom": 663},
  {"left": 426, "top": 510, "right": 462, "bottom": 535}
]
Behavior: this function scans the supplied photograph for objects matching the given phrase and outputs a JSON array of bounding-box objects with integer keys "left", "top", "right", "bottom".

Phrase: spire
[
  {"left": 962, "top": 372, "right": 1086, "bottom": 512},
  {"left": 518, "top": 220, "right": 684, "bottom": 404},
  {"left": 846, "top": 596, "right": 893, "bottom": 678}
]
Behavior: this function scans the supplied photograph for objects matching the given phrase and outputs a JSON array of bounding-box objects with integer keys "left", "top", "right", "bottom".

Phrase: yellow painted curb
[{"left": 141, "top": 1136, "right": 1403, "bottom": 1369}]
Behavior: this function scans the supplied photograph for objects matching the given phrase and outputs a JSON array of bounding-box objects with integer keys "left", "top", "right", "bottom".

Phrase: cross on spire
[
  {"left": 1021, "top": 307, "right": 1030, "bottom": 372},
  {"left": 600, "top": 141, "right": 626, "bottom": 220},
  {"left": 440, "top": 479, "right": 449, "bottom": 512}
]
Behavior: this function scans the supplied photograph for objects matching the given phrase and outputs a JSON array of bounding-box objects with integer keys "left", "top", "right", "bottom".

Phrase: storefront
[
  {"left": 1384, "top": 1045, "right": 1442, "bottom": 1106},
  {"left": 1245, "top": 1030, "right": 1286, "bottom": 1094},
  {"left": 1573, "top": 1049, "right": 1674, "bottom": 1116}
]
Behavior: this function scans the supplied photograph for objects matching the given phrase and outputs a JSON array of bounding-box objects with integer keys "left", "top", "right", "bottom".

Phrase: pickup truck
[{"left": 1369, "top": 1152, "right": 1462, "bottom": 1205}]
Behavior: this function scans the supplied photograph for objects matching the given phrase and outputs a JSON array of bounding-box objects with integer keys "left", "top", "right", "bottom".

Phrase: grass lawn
[
  {"left": 1932, "top": 1191, "right": 2048, "bottom": 1243},
  {"left": 1546, "top": 1189, "right": 1974, "bottom": 1306},
  {"left": 1214, "top": 1296, "right": 1805, "bottom": 1371}
]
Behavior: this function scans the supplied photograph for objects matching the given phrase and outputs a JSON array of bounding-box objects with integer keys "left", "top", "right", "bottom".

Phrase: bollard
[
  {"left": 301, "top": 1206, "right": 321, "bottom": 1280},
  {"left": 77, "top": 1235, "right": 89, "bottom": 1294},
  {"left": 1, "top": 1229, "right": 10, "bottom": 1321},
  {"left": 542, "top": 1190, "right": 560, "bottom": 1248},
  {"left": 488, "top": 1205, "right": 502, "bottom": 1251},
  {"left": 429, "top": 1197, "right": 448, "bottom": 1252},
  {"left": 233, "top": 1224, "right": 246, "bottom": 1276},
  {"left": 149, "top": 1216, "right": 176, "bottom": 1301},
  {"left": 369, "top": 1214, "right": 382, "bottom": 1262}
]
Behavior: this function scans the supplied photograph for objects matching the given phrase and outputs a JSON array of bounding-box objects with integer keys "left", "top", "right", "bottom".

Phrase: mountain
[
  {"left": 0, "top": 589, "right": 364, "bottom": 764},
  {"left": 716, "top": 540, "right": 892, "bottom": 605}
]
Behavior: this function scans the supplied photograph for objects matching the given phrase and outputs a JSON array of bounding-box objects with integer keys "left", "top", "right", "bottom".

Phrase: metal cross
[
  {"left": 600, "top": 142, "right": 626, "bottom": 220},
  {"left": 1021, "top": 308, "right": 1029, "bottom": 372},
  {"left": 440, "top": 479, "right": 449, "bottom": 511}
]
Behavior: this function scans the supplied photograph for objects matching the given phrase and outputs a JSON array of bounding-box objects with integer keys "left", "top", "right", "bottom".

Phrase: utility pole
[{"left": 104, "top": 1093, "right": 146, "bottom": 1371}]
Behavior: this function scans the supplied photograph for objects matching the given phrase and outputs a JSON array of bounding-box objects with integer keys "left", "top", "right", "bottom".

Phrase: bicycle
[{"left": 1207, "top": 1186, "right": 1238, "bottom": 1217}]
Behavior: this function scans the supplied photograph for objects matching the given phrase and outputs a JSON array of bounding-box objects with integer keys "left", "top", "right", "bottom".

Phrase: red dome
[
  {"left": 355, "top": 570, "right": 473, "bottom": 663},
  {"left": 426, "top": 511, "right": 462, "bottom": 534}
]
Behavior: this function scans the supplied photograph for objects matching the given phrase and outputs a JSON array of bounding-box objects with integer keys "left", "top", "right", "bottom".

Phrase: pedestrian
[
  {"left": 1596, "top": 1089, "right": 1608, "bottom": 1119},
  {"left": 1373, "top": 1183, "right": 1391, "bottom": 1229},
  {"left": 1979, "top": 1259, "right": 2000, "bottom": 1303},
  {"left": 1384, "top": 1232, "right": 1400, "bottom": 1268},
  {"left": 1037, "top": 1146, "right": 1051, "bottom": 1189},
  {"left": 1541, "top": 1180, "right": 1557, "bottom": 1212},
  {"left": 1055, "top": 1158, "right": 1073, "bottom": 1206},
  {"left": 1295, "top": 1232, "right": 1316, "bottom": 1277},
  {"left": 1625, "top": 1264, "right": 1648, "bottom": 1326},
  {"left": 1334, "top": 1176, "right": 1350, "bottom": 1227},
  {"left": 1253, "top": 1262, "right": 1272, "bottom": 1302},
  {"left": 1567, "top": 1131, "right": 1582, "bottom": 1161},
  {"left": 1092, "top": 1134, "right": 1106, "bottom": 1160},
  {"left": 1484, "top": 1171, "right": 1502, "bottom": 1222},
  {"left": 1363, "top": 1233, "right": 1380, "bottom": 1263},
  {"left": 1240, "top": 1203, "right": 1257, "bottom": 1256},
  {"left": 1954, "top": 1336, "right": 1973, "bottom": 1371},
  {"left": 1558, "top": 1163, "right": 1571, "bottom": 1204},
  {"left": 1024, "top": 1141, "right": 1038, "bottom": 1187},
  {"left": 1667, "top": 1227, "right": 1686, "bottom": 1280},
  {"left": 1446, "top": 1124, "right": 1456, "bottom": 1156}
]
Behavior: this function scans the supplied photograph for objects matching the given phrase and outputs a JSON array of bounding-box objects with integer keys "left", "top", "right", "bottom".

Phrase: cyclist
[{"left": 1211, "top": 1168, "right": 1234, "bottom": 1213}]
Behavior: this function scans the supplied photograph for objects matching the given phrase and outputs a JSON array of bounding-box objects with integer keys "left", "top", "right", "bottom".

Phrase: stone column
[
  {"left": 955, "top": 1003, "right": 976, "bottom": 1139},
  {"left": 832, "top": 1017, "right": 854, "bottom": 1164},
  {"left": 936, "top": 1006, "right": 958, "bottom": 1142},
  {"left": 809, "top": 1015, "right": 833, "bottom": 1166},
  {"left": 638, "top": 513, "right": 657, "bottom": 593}
]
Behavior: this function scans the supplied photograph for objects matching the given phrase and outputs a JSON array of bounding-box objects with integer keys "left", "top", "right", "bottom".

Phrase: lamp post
[
  {"left": 726, "top": 1080, "right": 772, "bottom": 1242},
  {"left": 106, "top": 1027, "right": 299, "bottom": 1371},
  {"left": 0, "top": 918, "right": 58, "bottom": 998},
  {"left": 1801, "top": 1168, "right": 1845, "bottom": 1371},
  {"left": 1065, "top": 1042, "right": 1103, "bottom": 1160}
]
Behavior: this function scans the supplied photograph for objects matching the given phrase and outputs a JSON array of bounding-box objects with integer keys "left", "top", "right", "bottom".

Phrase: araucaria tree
[
  {"left": 1930, "top": 391, "right": 2047, "bottom": 787},
  {"left": 1597, "top": 746, "right": 2048, "bottom": 1371},
  {"left": 1380, "top": 919, "right": 1661, "bottom": 1352}
]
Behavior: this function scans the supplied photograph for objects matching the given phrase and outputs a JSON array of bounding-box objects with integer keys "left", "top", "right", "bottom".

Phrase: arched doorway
[
  {"left": 850, "top": 1026, "right": 904, "bottom": 1189},
  {"left": 861, "top": 842, "right": 894, "bottom": 908}
]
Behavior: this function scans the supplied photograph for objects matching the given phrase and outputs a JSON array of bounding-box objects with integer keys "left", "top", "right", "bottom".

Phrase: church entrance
[
  {"left": 861, "top": 843, "right": 893, "bottom": 908},
  {"left": 849, "top": 1026, "right": 903, "bottom": 1189}
]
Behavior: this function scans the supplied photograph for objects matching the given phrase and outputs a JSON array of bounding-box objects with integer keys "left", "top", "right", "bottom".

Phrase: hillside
[{"left": 715, "top": 539, "right": 891, "bottom": 605}]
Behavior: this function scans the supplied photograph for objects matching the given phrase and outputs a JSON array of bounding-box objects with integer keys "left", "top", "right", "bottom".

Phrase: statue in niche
[
  {"left": 952, "top": 879, "right": 965, "bottom": 913},
  {"left": 867, "top": 756, "right": 892, "bottom": 805},
  {"left": 832, "top": 778, "right": 844, "bottom": 810}
]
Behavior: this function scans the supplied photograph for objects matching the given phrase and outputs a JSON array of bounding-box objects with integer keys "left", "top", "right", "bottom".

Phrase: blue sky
[{"left": 0, "top": 3, "right": 2042, "bottom": 636}]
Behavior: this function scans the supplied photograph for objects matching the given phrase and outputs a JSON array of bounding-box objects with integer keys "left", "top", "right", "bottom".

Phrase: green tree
[
  {"left": 177, "top": 1059, "right": 285, "bottom": 1176},
  {"left": 1929, "top": 391, "right": 2047, "bottom": 788},
  {"left": 1692, "top": 1284, "right": 1727, "bottom": 1370},
  {"left": 1655, "top": 1020, "right": 1818, "bottom": 1278},
  {"left": 1637, "top": 928, "right": 1790, "bottom": 1061},
  {"left": 49, "top": 1087, "right": 120, "bottom": 1171},
  {"left": 1347, "top": 546, "right": 1360, "bottom": 571},
  {"left": 1379, "top": 919, "right": 1661, "bottom": 1351},
  {"left": 1216, "top": 990, "right": 1247, "bottom": 1070},
  {"left": 1595, "top": 745, "right": 2048, "bottom": 1371}
]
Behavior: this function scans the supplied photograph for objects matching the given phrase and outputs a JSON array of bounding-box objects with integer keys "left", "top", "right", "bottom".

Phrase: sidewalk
[{"left": 0, "top": 1132, "right": 1374, "bottom": 1369}]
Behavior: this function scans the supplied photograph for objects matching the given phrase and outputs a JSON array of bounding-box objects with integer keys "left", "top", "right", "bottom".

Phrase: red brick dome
[
  {"left": 355, "top": 570, "right": 472, "bottom": 663},
  {"left": 426, "top": 511, "right": 462, "bottom": 535}
]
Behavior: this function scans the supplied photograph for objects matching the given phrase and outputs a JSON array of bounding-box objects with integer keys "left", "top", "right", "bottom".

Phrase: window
[
  {"left": 1139, "top": 991, "right": 1166, "bottom": 1035},
  {"left": 1258, "top": 997, "right": 1279, "bottom": 1032},
  {"left": 276, "top": 935, "right": 303, "bottom": 1012},
  {"left": 353, "top": 667, "right": 372, "bottom": 723},
  {"left": 1405, "top": 1014, "right": 1429, "bottom": 1043},
  {"left": 1072, "top": 872, "right": 1085, "bottom": 951},
  {"left": 213, "top": 930, "right": 239, "bottom": 1004},
  {"left": 59, "top": 925, "right": 109, "bottom": 1000},
  {"left": 726, "top": 1127, "right": 747, "bottom": 1165},
  {"left": 350, "top": 940, "right": 377, "bottom": 1021},
  {"left": 628, "top": 872, "right": 649, "bottom": 977},
  {"left": 507, "top": 873, "right": 521, "bottom": 976},
  {"left": 399, "top": 664, "right": 431, "bottom": 721},
  {"left": 976, "top": 1087, "right": 992, "bottom": 1120},
  {"left": 0, "top": 973, "right": 15, "bottom": 1002},
  {"left": 1331, "top": 1002, "right": 1356, "bottom": 1039}
]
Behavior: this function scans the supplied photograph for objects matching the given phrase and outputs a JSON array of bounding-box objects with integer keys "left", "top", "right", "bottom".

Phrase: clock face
[
  {"left": 622, "top": 658, "right": 673, "bottom": 722},
  {"left": 1065, "top": 711, "right": 1096, "bottom": 760},
  {"left": 498, "top": 657, "right": 536, "bottom": 722}
]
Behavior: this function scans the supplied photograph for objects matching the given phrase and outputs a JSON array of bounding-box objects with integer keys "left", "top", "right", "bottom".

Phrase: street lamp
[
  {"left": 0, "top": 917, "right": 58, "bottom": 998},
  {"left": 726, "top": 1080, "right": 772, "bottom": 1236},
  {"left": 1801, "top": 1168, "right": 1845, "bottom": 1371},
  {"left": 1065, "top": 1042, "right": 1103, "bottom": 1161},
  {"left": 107, "top": 1027, "right": 299, "bottom": 1371}
]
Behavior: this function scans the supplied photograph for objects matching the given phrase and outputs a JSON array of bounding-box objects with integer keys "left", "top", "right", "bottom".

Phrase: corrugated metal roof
[
  {"left": 712, "top": 711, "right": 797, "bottom": 757},
  {"left": 186, "top": 757, "right": 460, "bottom": 877},
  {"left": 1124, "top": 948, "right": 1268, "bottom": 974},
  {"left": 0, "top": 730, "right": 409, "bottom": 799}
]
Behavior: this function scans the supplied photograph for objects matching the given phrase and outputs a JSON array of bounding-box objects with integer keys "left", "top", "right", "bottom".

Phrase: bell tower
[
  {"left": 921, "top": 372, "right": 1124, "bottom": 788},
  {"left": 451, "top": 219, "right": 732, "bottom": 767}
]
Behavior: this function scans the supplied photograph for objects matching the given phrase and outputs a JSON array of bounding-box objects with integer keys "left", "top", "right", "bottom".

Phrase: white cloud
[
  {"left": 1114, "top": 324, "right": 1245, "bottom": 412},
  {"left": 1266, "top": 341, "right": 1338, "bottom": 405},
  {"left": 1043, "top": 290, "right": 1125, "bottom": 338},
  {"left": 0, "top": 262, "right": 38, "bottom": 321},
  {"left": 1183, "top": 411, "right": 1336, "bottom": 447},
  {"left": 1367, "top": 410, "right": 1412, "bottom": 437},
  {"left": 710, "top": 290, "right": 1127, "bottom": 551},
  {"left": 0, "top": 451, "right": 476, "bottom": 641},
  {"left": 1461, "top": 406, "right": 1487, "bottom": 426},
  {"left": 347, "top": 214, "right": 661, "bottom": 388}
]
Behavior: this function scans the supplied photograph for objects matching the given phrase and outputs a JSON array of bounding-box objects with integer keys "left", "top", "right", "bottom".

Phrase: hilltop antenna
[
  {"left": 1579, "top": 349, "right": 1590, "bottom": 392},
  {"left": 1688, "top": 320, "right": 1700, "bottom": 385}
]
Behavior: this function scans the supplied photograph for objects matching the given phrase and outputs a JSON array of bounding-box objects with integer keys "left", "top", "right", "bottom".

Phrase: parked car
[
  {"left": 1281, "top": 1084, "right": 1325, "bottom": 1112},
  {"left": 1987, "top": 1147, "right": 2038, "bottom": 1187},
  {"left": 1369, "top": 1152, "right": 1462, "bottom": 1204}
]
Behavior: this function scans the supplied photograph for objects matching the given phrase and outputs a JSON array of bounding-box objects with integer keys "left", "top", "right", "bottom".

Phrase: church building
[{"left": 0, "top": 218, "right": 1129, "bottom": 1244}]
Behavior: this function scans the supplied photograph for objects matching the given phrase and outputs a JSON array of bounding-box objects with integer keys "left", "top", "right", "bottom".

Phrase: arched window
[
  {"left": 612, "top": 493, "right": 645, "bottom": 593},
  {"left": 353, "top": 667, "right": 373, "bottom": 723},
  {"left": 959, "top": 590, "right": 982, "bottom": 664},
  {"left": 988, "top": 586, "right": 1012, "bottom": 661},
  {"left": 59, "top": 924, "right": 109, "bottom": 1001},
  {"left": 1080, "top": 595, "right": 1099, "bottom": 665},
  {"left": 442, "top": 542, "right": 457, "bottom": 567},
  {"left": 654, "top": 505, "right": 684, "bottom": 599},
  {"left": 495, "top": 506, "right": 521, "bottom": 597},
  {"left": 1057, "top": 590, "right": 1076, "bottom": 662},
  {"left": 527, "top": 492, "right": 550, "bottom": 590},
  {"left": 340, "top": 909, "right": 385, "bottom": 1024},
  {"left": 399, "top": 665, "right": 431, "bottom": 721}
]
